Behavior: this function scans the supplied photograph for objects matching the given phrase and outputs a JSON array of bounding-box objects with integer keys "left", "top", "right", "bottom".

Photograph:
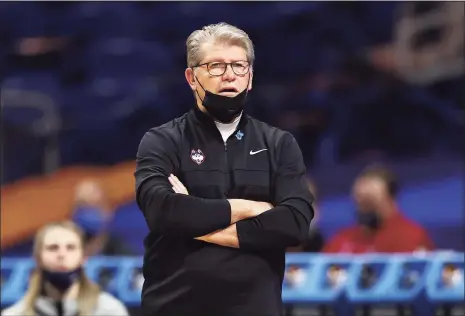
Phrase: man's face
[
  {"left": 185, "top": 42, "right": 253, "bottom": 109},
  {"left": 352, "top": 177, "right": 389, "bottom": 216}
]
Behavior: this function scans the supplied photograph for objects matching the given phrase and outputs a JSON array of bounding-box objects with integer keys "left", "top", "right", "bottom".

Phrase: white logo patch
[
  {"left": 250, "top": 149, "right": 268, "bottom": 155},
  {"left": 190, "top": 149, "right": 205, "bottom": 165}
]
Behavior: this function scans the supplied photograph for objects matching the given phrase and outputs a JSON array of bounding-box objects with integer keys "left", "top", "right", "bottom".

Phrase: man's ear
[
  {"left": 248, "top": 70, "right": 253, "bottom": 91},
  {"left": 185, "top": 68, "right": 196, "bottom": 91}
]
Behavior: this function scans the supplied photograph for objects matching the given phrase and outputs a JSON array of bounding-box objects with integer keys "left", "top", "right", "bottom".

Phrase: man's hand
[
  {"left": 169, "top": 174, "right": 189, "bottom": 195},
  {"left": 250, "top": 201, "right": 273, "bottom": 217},
  {"left": 168, "top": 174, "right": 271, "bottom": 248},
  {"left": 195, "top": 224, "right": 239, "bottom": 248},
  {"left": 169, "top": 174, "right": 273, "bottom": 220}
]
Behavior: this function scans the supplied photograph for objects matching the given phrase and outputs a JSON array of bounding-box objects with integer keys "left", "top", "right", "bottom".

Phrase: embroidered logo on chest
[{"left": 190, "top": 149, "right": 205, "bottom": 165}]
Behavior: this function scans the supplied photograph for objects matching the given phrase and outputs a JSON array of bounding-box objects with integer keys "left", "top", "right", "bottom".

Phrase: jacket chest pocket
[
  {"left": 178, "top": 146, "right": 226, "bottom": 199},
  {"left": 181, "top": 169, "right": 226, "bottom": 199},
  {"left": 231, "top": 147, "right": 273, "bottom": 202},
  {"left": 233, "top": 169, "right": 272, "bottom": 202}
]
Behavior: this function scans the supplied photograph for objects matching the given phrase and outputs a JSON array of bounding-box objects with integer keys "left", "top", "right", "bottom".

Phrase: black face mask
[
  {"left": 42, "top": 267, "right": 81, "bottom": 292},
  {"left": 357, "top": 210, "right": 382, "bottom": 230},
  {"left": 194, "top": 74, "right": 250, "bottom": 123}
]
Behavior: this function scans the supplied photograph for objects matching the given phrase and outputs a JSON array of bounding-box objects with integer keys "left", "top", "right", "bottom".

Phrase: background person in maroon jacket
[{"left": 323, "top": 165, "right": 434, "bottom": 253}]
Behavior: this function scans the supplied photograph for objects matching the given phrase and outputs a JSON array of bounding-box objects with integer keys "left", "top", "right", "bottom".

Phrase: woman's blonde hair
[
  {"left": 186, "top": 22, "right": 255, "bottom": 68},
  {"left": 22, "top": 221, "right": 100, "bottom": 315}
]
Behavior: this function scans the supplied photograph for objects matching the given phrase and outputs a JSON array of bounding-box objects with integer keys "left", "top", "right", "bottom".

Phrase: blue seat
[
  {"left": 115, "top": 257, "right": 143, "bottom": 306},
  {"left": 5, "top": 2, "right": 77, "bottom": 38},
  {"left": 62, "top": 75, "right": 161, "bottom": 128},
  {"left": 273, "top": 2, "right": 321, "bottom": 16},
  {"left": 2, "top": 73, "right": 60, "bottom": 98},
  {"left": 83, "top": 39, "right": 173, "bottom": 77},
  {"left": 361, "top": 2, "right": 398, "bottom": 45},
  {"left": 75, "top": 2, "right": 143, "bottom": 39},
  {"left": 284, "top": 253, "right": 354, "bottom": 312},
  {"left": 138, "top": 3, "right": 180, "bottom": 37},
  {"left": 345, "top": 253, "right": 442, "bottom": 316},
  {"left": 61, "top": 80, "right": 123, "bottom": 127},
  {"left": 346, "top": 255, "right": 411, "bottom": 303},
  {"left": 426, "top": 252, "right": 465, "bottom": 304},
  {"left": 1, "top": 258, "right": 35, "bottom": 306},
  {"left": 282, "top": 253, "right": 316, "bottom": 304},
  {"left": 224, "top": 3, "right": 282, "bottom": 29},
  {"left": 5, "top": 3, "right": 49, "bottom": 38},
  {"left": 2, "top": 73, "right": 61, "bottom": 127},
  {"left": 85, "top": 257, "right": 123, "bottom": 296},
  {"left": 2, "top": 254, "right": 465, "bottom": 311}
]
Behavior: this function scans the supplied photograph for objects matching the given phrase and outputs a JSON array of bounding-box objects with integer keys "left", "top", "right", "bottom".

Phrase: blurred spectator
[
  {"left": 326, "top": 264, "right": 348, "bottom": 288},
  {"left": 441, "top": 264, "right": 463, "bottom": 289},
  {"left": 358, "top": 264, "right": 378, "bottom": 289},
  {"left": 287, "top": 178, "right": 324, "bottom": 253},
  {"left": 12, "top": 36, "right": 69, "bottom": 72},
  {"left": 283, "top": 265, "right": 307, "bottom": 288},
  {"left": 323, "top": 165, "right": 434, "bottom": 253},
  {"left": 1, "top": 221, "right": 128, "bottom": 316},
  {"left": 71, "top": 180, "right": 133, "bottom": 257}
]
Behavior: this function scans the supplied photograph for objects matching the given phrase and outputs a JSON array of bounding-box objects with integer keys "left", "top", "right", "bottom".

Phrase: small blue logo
[{"left": 235, "top": 130, "right": 244, "bottom": 140}]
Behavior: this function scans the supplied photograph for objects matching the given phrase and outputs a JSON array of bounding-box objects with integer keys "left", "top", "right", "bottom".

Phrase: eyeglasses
[{"left": 194, "top": 61, "right": 250, "bottom": 76}]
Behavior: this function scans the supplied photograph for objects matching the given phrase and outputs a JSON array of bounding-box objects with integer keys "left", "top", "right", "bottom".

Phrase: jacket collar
[{"left": 190, "top": 104, "right": 249, "bottom": 134}]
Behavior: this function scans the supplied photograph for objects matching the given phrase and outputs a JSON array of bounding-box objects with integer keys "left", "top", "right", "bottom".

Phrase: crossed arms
[
  {"left": 135, "top": 128, "right": 314, "bottom": 250},
  {"left": 168, "top": 173, "right": 266, "bottom": 248}
]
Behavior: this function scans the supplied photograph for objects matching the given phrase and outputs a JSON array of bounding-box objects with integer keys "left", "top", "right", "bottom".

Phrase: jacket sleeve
[
  {"left": 236, "top": 132, "right": 314, "bottom": 250},
  {"left": 135, "top": 128, "right": 231, "bottom": 237}
]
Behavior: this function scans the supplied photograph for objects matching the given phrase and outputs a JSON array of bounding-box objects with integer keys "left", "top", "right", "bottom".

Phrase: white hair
[{"left": 186, "top": 22, "right": 255, "bottom": 68}]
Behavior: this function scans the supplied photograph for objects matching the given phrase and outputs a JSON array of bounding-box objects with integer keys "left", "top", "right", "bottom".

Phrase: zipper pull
[{"left": 224, "top": 142, "right": 228, "bottom": 151}]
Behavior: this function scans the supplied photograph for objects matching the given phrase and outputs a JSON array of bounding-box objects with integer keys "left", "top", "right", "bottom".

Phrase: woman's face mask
[
  {"left": 72, "top": 206, "right": 109, "bottom": 239},
  {"left": 42, "top": 267, "right": 82, "bottom": 292}
]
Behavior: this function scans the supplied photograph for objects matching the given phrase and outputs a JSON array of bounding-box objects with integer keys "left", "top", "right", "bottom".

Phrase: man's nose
[{"left": 222, "top": 65, "right": 236, "bottom": 81}]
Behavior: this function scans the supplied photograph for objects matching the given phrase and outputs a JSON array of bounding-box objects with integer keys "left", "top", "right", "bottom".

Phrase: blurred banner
[{"left": 2, "top": 253, "right": 464, "bottom": 315}]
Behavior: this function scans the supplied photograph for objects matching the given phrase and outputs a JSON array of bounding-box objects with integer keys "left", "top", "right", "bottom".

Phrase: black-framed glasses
[{"left": 194, "top": 61, "right": 250, "bottom": 76}]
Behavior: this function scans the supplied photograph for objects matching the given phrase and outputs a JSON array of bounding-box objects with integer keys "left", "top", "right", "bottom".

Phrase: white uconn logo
[{"left": 190, "top": 149, "right": 205, "bottom": 165}]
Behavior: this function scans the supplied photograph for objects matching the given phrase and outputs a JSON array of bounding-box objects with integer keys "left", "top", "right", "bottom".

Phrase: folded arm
[
  {"left": 135, "top": 129, "right": 270, "bottom": 238},
  {"left": 196, "top": 133, "right": 315, "bottom": 249}
]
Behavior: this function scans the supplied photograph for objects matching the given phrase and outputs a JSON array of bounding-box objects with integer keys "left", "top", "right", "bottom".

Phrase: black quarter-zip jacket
[{"left": 135, "top": 107, "right": 314, "bottom": 316}]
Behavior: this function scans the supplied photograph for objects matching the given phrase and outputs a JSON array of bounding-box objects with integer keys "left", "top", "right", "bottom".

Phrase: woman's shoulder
[
  {"left": 95, "top": 291, "right": 129, "bottom": 316},
  {"left": 1, "top": 299, "right": 27, "bottom": 316}
]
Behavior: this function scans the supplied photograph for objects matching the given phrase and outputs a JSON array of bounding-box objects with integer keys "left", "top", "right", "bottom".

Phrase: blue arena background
[
  {"left": 2, "top": 253, "right": 464, "bottom": 316},
  {"left": 1, "top": 2, "right": 464, "bottom": 315}
]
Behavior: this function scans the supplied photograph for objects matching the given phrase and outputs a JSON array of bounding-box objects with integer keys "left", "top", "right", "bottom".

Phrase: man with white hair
[{"left": 135, "top": 22, "right": 314, "bottom": 316}]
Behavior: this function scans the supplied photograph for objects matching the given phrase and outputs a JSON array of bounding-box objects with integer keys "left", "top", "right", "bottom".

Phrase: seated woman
[{"left": 2, "top": 221, "right": 129, "bottom": 316}]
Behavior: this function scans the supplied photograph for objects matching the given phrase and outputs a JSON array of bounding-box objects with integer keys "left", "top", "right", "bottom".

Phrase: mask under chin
[
  {"left": 41, "top": 267, "right": 82, "bottom": 292},
  {"left": 202, "top": 88, "right": 248, "bottom": 123},
  {"left": 356, "top": 210, "right": 382, "bottom": 230},
  {"left": 194, "top": 74, "right": 250, "bottom": 123}
]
